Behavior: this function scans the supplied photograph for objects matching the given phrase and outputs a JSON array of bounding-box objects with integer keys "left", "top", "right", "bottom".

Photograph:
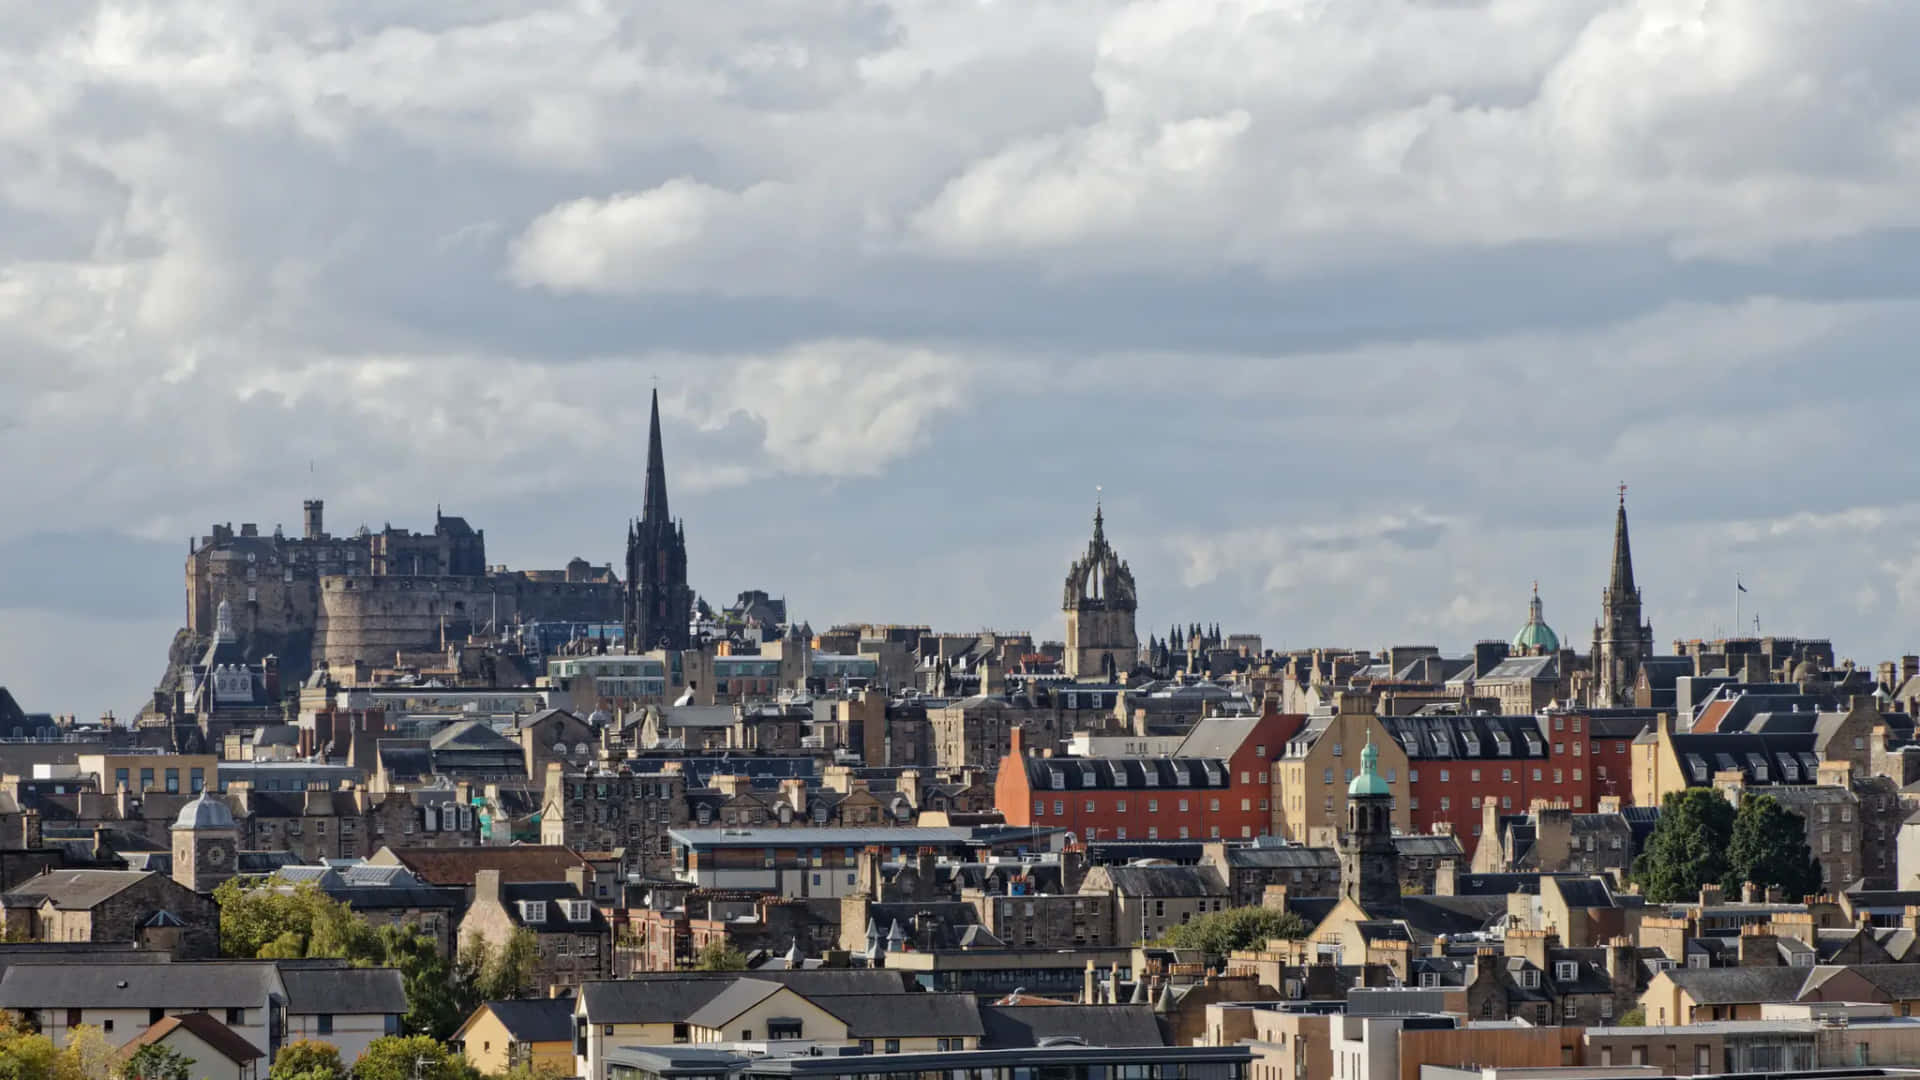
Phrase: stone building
[
  {"left": 0, "top": 868, "right": 218, "bottom": 956},
  {"left": 171, "top": 790, "right": 240, "bottom": 894},
  {"left": 459, "top": 868, "right": 611, "bottom": 990},
  {"left": 540, "top": 764, "right": 690, "bottom": 879},
  {"left": 1062, "top": 504, "right": 1139, "bottom": 682}
]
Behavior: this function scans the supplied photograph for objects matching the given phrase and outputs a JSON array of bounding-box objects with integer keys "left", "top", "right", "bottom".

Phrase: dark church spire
[
  {"left": 1610, "top": 483, "right": 1635, "bottom": 598},
  {"left": 643, "top": 388, "right": 671, "bottom": 528},
  {"left": 625, "top": 388, "right": 693, "bottom": 653}
]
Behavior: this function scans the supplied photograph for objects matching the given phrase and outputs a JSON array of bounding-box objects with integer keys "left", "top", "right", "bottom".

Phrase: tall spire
[
  {"left": 643, "top": 388, "right": 671, "bottom": 526},
  {"left": 1610, "top": 484, "right": 1635, "bottom": 597}
]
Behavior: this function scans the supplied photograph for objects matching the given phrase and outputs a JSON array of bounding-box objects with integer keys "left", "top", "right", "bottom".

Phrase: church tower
[
  {"left": 1591, "top": 489, "right": 1654, "bottom": 705},
  {"left": 624, "top": 389, "right": 694, "bottom": 653},
  {"left": 1341, "top": 738, "right": 1400, "bottom": 910},
  {"left": 1062, "top": 503, "right": 1139, "bottom": 682},
  {"left": 171, "top": 791, "right": 238, "bottom": 894}
]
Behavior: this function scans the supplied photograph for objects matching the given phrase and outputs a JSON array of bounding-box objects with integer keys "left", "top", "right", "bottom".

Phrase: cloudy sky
[{"left": 5, "top": 0, "right": 1920, "bottom": 721}]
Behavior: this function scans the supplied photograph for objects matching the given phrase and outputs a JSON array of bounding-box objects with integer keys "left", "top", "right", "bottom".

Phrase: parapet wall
[{"left": 316, "top": 574, "right": 619, "bottom": 667}]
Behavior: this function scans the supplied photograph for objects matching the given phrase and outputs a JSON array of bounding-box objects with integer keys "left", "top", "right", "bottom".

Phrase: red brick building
[
  {"left": 1379, "top": 713, "right": 1597, "bottom": 840},
  {"left": 994, "top": 709, "right": 1301, "bottom": 841}
]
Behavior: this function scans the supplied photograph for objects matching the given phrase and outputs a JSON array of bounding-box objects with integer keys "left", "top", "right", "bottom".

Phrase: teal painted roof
[
  {"left": 1512, "top": 620, "right": 1560, "bottom": 653},
  {"left": 1348, "top": 739, "right": 1392, "bottom": 798},
  {"left": 1511, "top": 585, "right": 1559, "bottom": 654}
]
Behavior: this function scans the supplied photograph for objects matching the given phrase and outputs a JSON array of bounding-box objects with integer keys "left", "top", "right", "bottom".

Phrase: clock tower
[{"left": 171, "top": 791, "right": 239, "bottom": 893}]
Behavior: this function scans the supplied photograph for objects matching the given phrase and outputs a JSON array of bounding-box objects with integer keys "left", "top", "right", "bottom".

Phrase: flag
[{"left": 1737, "top": 580, "right": 1748, "bottom": 593}]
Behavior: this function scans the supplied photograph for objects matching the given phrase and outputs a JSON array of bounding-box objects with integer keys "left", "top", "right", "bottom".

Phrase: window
[
  {"left": 114, "top": 768, "right": 128, "bottom": 791},
  {"left": 1501, "top": 769, "right": 1512, "bottom": 782},
  {"left": 227, "top": 1008, "right": 244, "bottom": 1024},
  {"left": 1054, "top": 801, "right": 1064, "bottom": 816},
  {"left": 190, "top": 768, "right": 205, "bottom": 793},
  {"left": 1532, "top": 768, "right": 1542, "bottom": 782},
  {"left": 885, "top": 1039, "right": 901, "bottom": 1054},
  {"left": 1439, "top": 797, "right": 1450, "bottom": 811},
  {"left": 1385, "top": 768, "right": 1395, "bottom": 783},
  {"left": 1471, "top": 769, "right": 1481, "bottom": 783},
  {"left": 1209, "top": 799, "right": 1220, "bottom": 812},
  {"left": 1256, "top": 744, "right": 1267, "bottom": 758},
  {"left": 1520, "top": 969, "right": 1540, "bottom": 989},
  {"left": 149, "top": 1008, "right": 165, "bottom": 1024},
  {"left": 1148, "top": 799, "right": 1159, "bottom": 813},
  {"left": 1085, "top": 800, "right": 1096, "bottom": 813},
  {"left": 1116, "top": 800, "right": 1127, "bottom": 813},
  {"left": 517, "top": 900, "right": 548, "bottom": 923},
  {"left": 140, "top": 768, "right": 154, "bottom": 791},
  {"left": 1334, "top": 743, "right": 1343, "bottom": 757},
  {"left": 1034, "top": 800, "right": 1044, "bottom": 816},
  {"left": 1324, "top": 768, "right": 1334, "bottom": 785},
  {"left": 317, "top": 1015, "right": 334, "bottom": 1036},
  {"left": 1439, "top": 770, "right": 1450, "bottom": 783},
  {"left": 1556, "top": 961, "right": 1578, "bottom": 982},
  {"left": 1180, "top": 799, "right": 1190, "bottom": 813},
  {"left": 1409, "top": 769, "right": 1419, "bottom": 783}
]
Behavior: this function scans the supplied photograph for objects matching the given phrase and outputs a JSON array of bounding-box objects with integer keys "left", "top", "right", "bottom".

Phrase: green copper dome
[
  {"left": 1348, "top": 737, "right": 1392, "bottom": 798},
  {"left": 1511, "top": 583, "right": 1560, "bottom": 654}
]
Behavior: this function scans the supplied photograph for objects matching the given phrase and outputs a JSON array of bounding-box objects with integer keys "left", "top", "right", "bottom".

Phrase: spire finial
[{"left": 1618, "top": 481, "right": 1627, "bottom": 506}]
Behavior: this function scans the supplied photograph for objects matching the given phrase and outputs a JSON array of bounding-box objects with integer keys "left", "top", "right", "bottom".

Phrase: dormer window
[
  {"left": 1419, "top": 972, "right": 1439, "bottom": 989},
  {"left": 1520, "top": 969, "right": 1540, "bottom": 989},
  {"left": 1111, "top": 767, "right": 1127, "bottom": 788},
  {"left": 1141, "top": 768, "right": 1158, "bottom": 787},
  {"left": 564, "top": 900, "right": 592, "bottom": 922},
  {"left": 518, "top": 900, "right": 547, "bottom": 924},
  {"left": 1555, "top": 961, "right": 1578, "bottom": 982},
  {"left": 1079, "top": 763, "right": 1097, "bottom": 787}
]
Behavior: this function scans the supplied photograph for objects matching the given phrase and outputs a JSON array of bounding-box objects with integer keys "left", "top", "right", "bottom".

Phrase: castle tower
[
  {"left": 1341, "top": 738, "right": 1400, "bottom": 910},
  {"left": 1591, "top": 490, "right": 1654, "bottom": 705},
  {"left": 171, "top": 791, "right": 239, "bottom": 894},
  {"left": 302, "top": 499, "right": 325, "bottom": 541},
  {"left": 624, "top": 389, "right": 694, "bottom": 653},
  {"left": 1062, "top": 503, "right": 1138, "bottom": 681}
]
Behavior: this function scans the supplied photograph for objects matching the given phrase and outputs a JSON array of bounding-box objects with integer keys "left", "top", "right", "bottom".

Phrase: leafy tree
[
  {"left": 462, "top": 928, "right": 540, "bottom": 1002},
  {"left": 216, "top": 879, "right": 532, "bottom": 1040},
  {"left": 0, "top": 1014, "right": 115, "bottom": 1080},
  {"left": 1152, "top": 907, "right": 1310, "bottom": 954},
  {"left": 1724, "top": 794, "right": 1822, "bottom": 900},
  {"left": 354, "top": 1036, "right": 482, "bottom": 1080},
  {"left": 491, "top": 1064, "right": 567, "bottom": 1080},
  {"left": 1630, "top": 788, "right": 1736, "bottom": 902},
  {"left": 121, "top": 1045, "right": 195, "bottom": 1080},
  {"left": 267, "top": 1041, "right": 348, "bottom": 1080},
  {"left": 692, "top": 941, "right": 749, "bottom": 971},
  {"left": 1617, "top": 1007, "right": 1646, "bottom": 1027}
]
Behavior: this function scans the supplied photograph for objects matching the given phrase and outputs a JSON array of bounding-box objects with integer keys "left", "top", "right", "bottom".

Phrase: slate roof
[
  {"left": 0, "top": 962, "right": 279, "bottom": 1009},
  {"left": 1022, "top": 757, "right": 1230, "bottom": 792},
  {"left": 1660, "top": 965, "right": 1809, "bottom": 1004},
  {"left": 500, "top": 882, "right": 608, "bottom": 934},
  {"left": 684, "top": 979, "right": 785, "bottom": 1028},
  {"left": 1093, "top": 864, "right": 1227, "bottom": 897},
  {"left": 1380, "top": 714, "right": 1551, "bottom": 761},
  {"left": 1175, "top": 715, "right": 1262, "bottom": 760},
  {"left": 280, "top": 966, "right": 409, "bottom": 1015},
  {"left": 474, "top": 996, "right": 576, "bottom": 1044},
  {"left": 578, "top": 971, "right": 914, "bottom": 1023},
  {"left": 820, "top": 993, "right": 985, "bottom": 1038},
  {"left": 119, "top": 1012, "right": 263, "bottom": 1064},
  {"left": 0, "top": 869, "right": 156, "bottom": 910},
  {"left": 376, "top": 845, "right": 590, "bottom": 886},
  {"left": 978, "top": 1004, "right": 1165, "bottom": 1049}
]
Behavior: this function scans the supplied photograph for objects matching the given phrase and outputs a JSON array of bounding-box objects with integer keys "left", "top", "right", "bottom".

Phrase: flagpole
[{"left": 1734, "top": 572, "right": 1741, "bottom": 640}]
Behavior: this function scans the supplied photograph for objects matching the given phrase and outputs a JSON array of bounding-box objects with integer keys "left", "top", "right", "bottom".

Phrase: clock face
[{"left": 204, "top": 845, "right": 228, "bottom": 866}]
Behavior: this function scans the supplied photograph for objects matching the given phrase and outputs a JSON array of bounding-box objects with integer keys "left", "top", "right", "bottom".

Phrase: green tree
[
  {"left": 267, "top": 1041, "right": 348, "bottom": 1080},
  {"left": 0, "top": 1014, "right": 115, "bottom": 1080},
  {"left": 121, "top": 1045, "right": 195, "bottom": 1080},
  {"left": 1723, "top": 793, "right": 1822, "bottom": 900},
  {"left": 216, "top": 878, "right": 507, "bottom": 1040},
  {"left": 354, "top": 1036, "right": 482, "bottom": 1080},
  {"left": 461, "top": 928, "right": 540, "bottom": 1002},
  {"left": 1617, "top": 1007, "right": 1646, "bottom": 1027},
  {"left": 692, "top": 941, "right": 749, "bottom": 971},
  {"left": 1630, "top": 788, "right": 1736, "bottom": 902},
  {"left": 1151, "top": 907, "right": 1310, "bottom": 955}
]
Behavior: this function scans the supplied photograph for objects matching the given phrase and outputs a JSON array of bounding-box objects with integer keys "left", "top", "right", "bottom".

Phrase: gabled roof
[
  {"left": 466, "top": 996, "right": 577, "bottom": 1044},
  {"left": 685, "top": 979, "right": 786, "bottom": 1028},
  {"left": 280, "top": 966, "right": 408, "bottom": 1015},
  {"left": 978, "top": 1004, "right": 1165, "bottom": 1049},
  {"left": 118, "top": 1012, "right": 262, "bottom": 1065},
  {"left": 1660, "top": 965, "right": 1808, "bottom": 1004},
  {"left": 0, "top": 869, "right": 158, "bottom": 910},
  {"left": 817, "top": 993, "right": 985, "bottom": 1038},
  {"left": 374, "top": 845, "right": 590, "bottom": 886},
  {"left": 1091, "top": 864, "right": 1227, "bottom": 898},
  {"left": 0, "top": 962, "right": 279, "bottom": 1009}
]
